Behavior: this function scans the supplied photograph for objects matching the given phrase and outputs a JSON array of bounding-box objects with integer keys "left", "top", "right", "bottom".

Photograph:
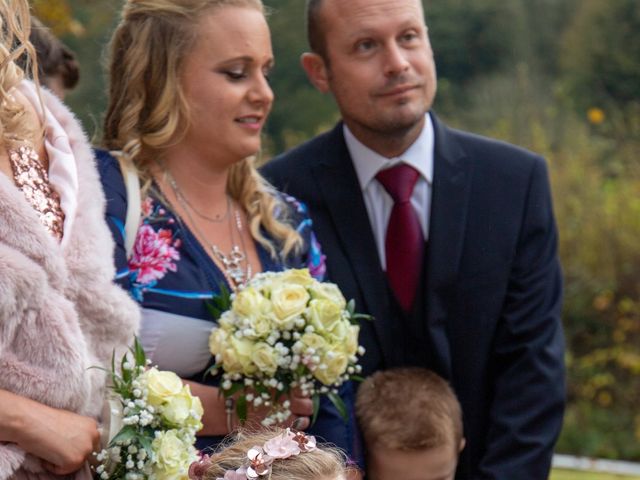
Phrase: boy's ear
[
  {"left": 301, "top": 52, "right": 330, "bottom": 93},
  {"left": 458, "top": 438, "right": 466, "bottom": 453}
]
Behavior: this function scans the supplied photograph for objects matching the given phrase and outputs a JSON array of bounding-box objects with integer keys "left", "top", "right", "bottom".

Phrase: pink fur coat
[{"left": 0, "top": 83, "right": 140, "bottom": 479}]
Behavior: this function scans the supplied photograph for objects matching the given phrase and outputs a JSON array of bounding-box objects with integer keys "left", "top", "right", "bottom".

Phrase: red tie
[{"left": 376, "top": 164, "right": 425, "bottom": 312}]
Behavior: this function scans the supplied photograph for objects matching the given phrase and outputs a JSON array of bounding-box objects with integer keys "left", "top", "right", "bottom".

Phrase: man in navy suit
[{"left": 262, "top": 0, "right": 565, "bottom": 478}]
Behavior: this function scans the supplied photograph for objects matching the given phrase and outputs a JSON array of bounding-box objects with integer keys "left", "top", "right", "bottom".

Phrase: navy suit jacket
[{"left": 262, "top": 113, "right": 565, "bottom": 479}]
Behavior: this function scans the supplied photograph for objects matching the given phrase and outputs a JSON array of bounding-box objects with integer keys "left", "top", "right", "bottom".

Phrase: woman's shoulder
[
  {"left": 95, "top": 148, "right": 129, "bottom": 221},
  {"left": 274, "top": 191, "right": 311, "bottom": 225}
]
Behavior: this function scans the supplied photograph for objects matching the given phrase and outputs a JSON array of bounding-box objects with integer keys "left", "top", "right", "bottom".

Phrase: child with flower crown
[
  {"left": 188, "top": 428, "right": 351, "bottom": 480},
  {"left": 355, "top": 367, "right": 466, "bottom": 480}
]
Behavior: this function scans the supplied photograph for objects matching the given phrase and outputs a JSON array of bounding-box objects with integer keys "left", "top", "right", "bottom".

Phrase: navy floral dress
[{"left": 97, "top": 150, "right": 355, "bottom": 455}]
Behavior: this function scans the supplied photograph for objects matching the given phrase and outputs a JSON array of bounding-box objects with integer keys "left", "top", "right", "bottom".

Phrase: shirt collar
[{"left": 344, "top": 114, "right": 434, "bottom": 191}]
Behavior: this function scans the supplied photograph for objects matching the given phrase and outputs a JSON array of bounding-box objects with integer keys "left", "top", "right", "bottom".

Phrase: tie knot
[{"left": 375, "top": 163, "right": 420, "bottom": 203}]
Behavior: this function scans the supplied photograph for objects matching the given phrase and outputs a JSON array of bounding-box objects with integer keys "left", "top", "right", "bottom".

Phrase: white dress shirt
[{"left": 344, "top": 114, "right": 434, "bottom": 270}]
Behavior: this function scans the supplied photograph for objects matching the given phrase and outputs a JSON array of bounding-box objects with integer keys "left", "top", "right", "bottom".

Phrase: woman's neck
[{"left": 158, "top": 143, "right": 230, "bottom": 211}]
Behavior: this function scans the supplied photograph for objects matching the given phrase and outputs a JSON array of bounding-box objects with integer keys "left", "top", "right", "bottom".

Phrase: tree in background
[{"left": 560, "top": 0, "right": 640, "bottom": 117}]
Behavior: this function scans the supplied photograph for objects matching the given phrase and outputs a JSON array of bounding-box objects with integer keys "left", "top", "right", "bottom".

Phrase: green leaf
[
  {"left": 133, "top": 336, "right": 146, "bottom": 367},
  {"left": 350, "top": 375, "right": 366, "bottom": 383},
  {"left": 203, "top": 365, "right": 220, "bottom": 380},
  {"left": 351, "top": 313, "right": 374, "bottom": 322},
  {"left": 120, "top": 354, "right": 131, "bottom": 383},
  {"left": 311, "top": 393, "right": 320, "bottom": 426},
  {"left": 108, "top": 425, "right": 138, "bottom": 447},
  {"left": 223, "top": 382, "right": 245, "bottom": 397},
  {"left": 206, "top": 282, "right": 233, "bottom": 320},
  {"left": 327, "top": 391, "right": 348, "bottom": 423},
  {"left": 347, "top": 299, "right": 356, "bottom": 316},
  {"left": 138, "top": 431, "right": 154, "bottom": 455},
  {"left": 236, "top": 395, "right": 248, "bottom": 423}
]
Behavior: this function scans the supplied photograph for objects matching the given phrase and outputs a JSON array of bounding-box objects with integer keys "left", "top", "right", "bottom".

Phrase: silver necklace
[
  {"left": 166, "top": 171, "right": 252, "bottom": 290},
  {"left": 168, "top": 175, "right": 230, "bottom": 223}
]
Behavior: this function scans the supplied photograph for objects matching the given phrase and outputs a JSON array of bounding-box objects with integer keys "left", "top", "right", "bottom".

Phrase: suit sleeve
[{"left": 478, "top": 158, "right": 565, "bottom": 479}]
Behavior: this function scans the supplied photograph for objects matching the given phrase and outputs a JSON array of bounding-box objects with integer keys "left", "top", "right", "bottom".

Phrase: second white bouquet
[
  {"left": 207, "top": 268, "right": 366, "bottom": 426},
  {"left": 96, "top": 339, "right": 204, "bottom": 480}
]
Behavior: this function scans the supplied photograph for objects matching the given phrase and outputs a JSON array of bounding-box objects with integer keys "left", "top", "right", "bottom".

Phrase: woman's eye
[{"left": 225, "top": 71, "right": 246, "bottom": 80}]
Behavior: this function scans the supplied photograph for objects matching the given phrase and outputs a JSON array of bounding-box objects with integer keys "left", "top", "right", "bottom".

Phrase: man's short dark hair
[{"left": 306, "top": 0, "right": 328, "bottom": 59}]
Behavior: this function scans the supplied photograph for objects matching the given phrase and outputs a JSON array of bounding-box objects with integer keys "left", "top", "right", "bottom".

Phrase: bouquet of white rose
[
  {"left": 95, "top": 339, "right": 204, "bottom": 480},
  {"left": 207, "top": 268, "right": 366, "bottom": 426}
]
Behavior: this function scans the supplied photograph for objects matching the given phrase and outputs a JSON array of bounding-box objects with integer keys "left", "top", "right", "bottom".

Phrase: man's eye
[
  {"left": 401, "top": 32, "right": 418, "bottom": 42},
  {"left": 355, "top": 40, "right": 375, "bottom": 52}
]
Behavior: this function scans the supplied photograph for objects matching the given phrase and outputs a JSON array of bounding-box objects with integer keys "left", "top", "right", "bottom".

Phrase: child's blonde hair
[{"left": 196, "top": 428, "right": 348, "bottom": 480}]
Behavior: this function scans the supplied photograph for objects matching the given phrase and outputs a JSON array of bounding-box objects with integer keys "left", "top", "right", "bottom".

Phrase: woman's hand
[
  {"left": 0, "top": 389, "right": 100, "bottom": 475},
  {"left": 286, "top": 389, "right": 313, "bottom": 430},
  {"left": 183, "top": 381, "right": 314, "bottom": 435}
]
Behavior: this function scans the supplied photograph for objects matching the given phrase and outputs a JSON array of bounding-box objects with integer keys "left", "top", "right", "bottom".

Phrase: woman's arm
[{"left": 0, "top": 389, "right": 100, "bottom": 475}]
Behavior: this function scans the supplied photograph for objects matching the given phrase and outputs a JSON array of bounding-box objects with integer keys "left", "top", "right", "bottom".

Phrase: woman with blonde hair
[
  {"left": 188, "top": 428, "right": 351, "bottom": 480},
  {"left": 98, "top": 0, "right": 355, "bottom": 455},
  {"left": 0, "top": 1, "right": 139, "bottom": 478}
]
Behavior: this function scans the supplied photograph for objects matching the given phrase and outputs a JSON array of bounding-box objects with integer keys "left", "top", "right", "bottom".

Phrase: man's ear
[{"left": 301, "top": 52, "right": 330, "bottom": 93}]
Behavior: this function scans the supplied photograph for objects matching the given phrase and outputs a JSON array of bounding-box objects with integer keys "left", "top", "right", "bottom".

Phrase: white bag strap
[{"left": 114, "top": 152, "right": 141, "bottom": 259}]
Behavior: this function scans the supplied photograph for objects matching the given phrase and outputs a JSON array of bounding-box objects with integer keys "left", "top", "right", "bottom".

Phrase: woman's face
[{"left": 180, "top": 5, "right": 274, "bottom": 165}]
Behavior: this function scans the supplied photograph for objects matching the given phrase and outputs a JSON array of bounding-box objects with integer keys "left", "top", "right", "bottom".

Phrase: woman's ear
[{"left": 301, "top": 52, "right": 331, "bottom": 94}]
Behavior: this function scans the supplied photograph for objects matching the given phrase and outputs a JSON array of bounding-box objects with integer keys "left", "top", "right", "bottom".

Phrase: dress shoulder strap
[{"left": 114, "top": 152, "right": 141, "bottom": 258}]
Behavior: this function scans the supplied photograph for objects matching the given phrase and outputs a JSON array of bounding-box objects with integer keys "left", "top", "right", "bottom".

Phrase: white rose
[
  {"left": 224, "top": 336, "right": 256, "bottom": 376},
  {"left": 308, "top": 299, "right": 342, "bottom": 333},
  {"left": 152, "top": 430, "right": 194, "bottom": 479},
  {"left": 247, "top": 315, "right": 273, "bottom": 339},
  {"left": 308, "top": 282, "right": 347, "bottom": 309},
  {"left": 301, "top": 332, "right": 328, "bottom": 351},
  {"left": 143, "top": 368, "right": 183, "bottom": 408},
  {"left": 275, "top": 269, "right": 314, "bottom": 287},
  {"left": 218, "top": 311, "right": 237, "bottom": 331},
  {"left": 209, "top": 327, "right": 229, "bottom": 356},
  {"left": 313, "top": 352, "right": 349, "bottom": 385},
  {"left": 233, "top": 287, "right": 269, "bottom": 318},
  {"left": 162, "top": 385, "right": 203, "bottom": 429},
  {"left": 343, "top": 324, "right": 360, "bottom": 357},
  {"left": 271, "top": 284, "right": 310, "bottom": 322},
  {"left": 250, "top": 342, "right": 279, "bottom": 376}
]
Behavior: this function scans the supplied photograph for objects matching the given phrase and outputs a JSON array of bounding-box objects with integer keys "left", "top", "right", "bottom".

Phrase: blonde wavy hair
[
  {"left": 103, "top": 0, "right": 302, "bottom": 259},
  {"left": 201, "top": 428, "right": 348, "bottom": 480},
  {"left": 0, "top": 0, "right": 41, "bottom": 149}
]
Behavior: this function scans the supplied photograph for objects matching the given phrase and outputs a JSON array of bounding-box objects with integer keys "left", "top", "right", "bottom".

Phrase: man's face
[
  {"left": 305, "top": 0, "right": 436, "bottom": 155},
  {"left": 368, "top": 444, "right": 459, "bottom": 480}
]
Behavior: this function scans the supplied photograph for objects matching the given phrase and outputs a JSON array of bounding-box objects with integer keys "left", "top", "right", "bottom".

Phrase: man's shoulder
[
  {"left": 441, "top": 120, "right": 545, "bottom": 172},
  {"left": 263, "top": 124, "right": 342, "bottom": 176}
]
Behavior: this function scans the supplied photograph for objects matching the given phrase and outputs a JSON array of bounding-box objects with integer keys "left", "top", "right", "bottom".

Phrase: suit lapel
[
  {"left": 311, "top": 125, "right": 396, "bottom": 363},
  {"left": 424, "top": 114, "right": 472, "bottom": 376}
]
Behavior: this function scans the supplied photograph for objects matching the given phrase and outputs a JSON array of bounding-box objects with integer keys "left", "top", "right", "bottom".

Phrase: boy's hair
[{"left": 356, "top": 367, "right": 463, "bottom": 451}]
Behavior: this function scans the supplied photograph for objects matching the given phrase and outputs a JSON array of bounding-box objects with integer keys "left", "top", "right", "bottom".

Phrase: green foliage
[
  {"left": 551, "top": 470, "right": 640, "bottom": 480},
  {"left": 560, "top": 0, "right": 640, "bottom": 113},
  {"left": 453, "top": 72, "right": 640, "bottom": 460}
]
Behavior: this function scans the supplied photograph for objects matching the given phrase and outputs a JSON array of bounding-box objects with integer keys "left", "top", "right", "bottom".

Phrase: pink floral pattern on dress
[{"left": 129, "top": 223, "right": 180, "bottom": 284}]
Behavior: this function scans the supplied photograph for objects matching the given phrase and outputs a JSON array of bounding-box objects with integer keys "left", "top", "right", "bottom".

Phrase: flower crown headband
[{"left": 189, "top": 429, "right": 318, "bottom": 480}]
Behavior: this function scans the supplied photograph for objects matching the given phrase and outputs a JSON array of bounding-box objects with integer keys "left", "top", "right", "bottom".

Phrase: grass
[{"left": 551, "top": 469, "right": 640, "bottom": 480}]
